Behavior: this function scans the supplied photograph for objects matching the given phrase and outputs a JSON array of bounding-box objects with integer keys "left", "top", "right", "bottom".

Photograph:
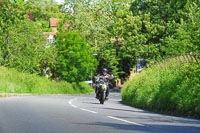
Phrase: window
[{"left": 46, "top": 35, "right": 55, "bottom": 48}]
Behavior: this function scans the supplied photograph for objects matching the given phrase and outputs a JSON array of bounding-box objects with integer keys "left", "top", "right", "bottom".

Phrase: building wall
[{"left": 52, "top": 27, "right": 57, "bottom": 32}]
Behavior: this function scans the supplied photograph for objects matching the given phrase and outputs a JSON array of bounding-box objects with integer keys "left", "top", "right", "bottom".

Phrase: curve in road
[{"left": 0, "top": 92, "right": 200, "bottom": 133}]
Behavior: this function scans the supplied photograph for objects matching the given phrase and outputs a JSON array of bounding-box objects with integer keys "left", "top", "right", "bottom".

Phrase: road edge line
[{"left": 107, "top": 116, "right": 144, "bottom": 126}]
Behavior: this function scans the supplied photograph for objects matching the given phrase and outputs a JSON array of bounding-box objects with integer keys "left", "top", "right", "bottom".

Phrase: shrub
[{"left": 122, "top": 58, "right": 200, "bottom": 118}]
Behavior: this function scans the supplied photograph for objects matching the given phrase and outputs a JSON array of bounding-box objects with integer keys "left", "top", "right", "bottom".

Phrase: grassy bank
[
  {"left": 122, "top": 58, "right": 200, "bottom": 119},
  {"left": 0, "top": 67, "right": 94, "bottom": 95}
]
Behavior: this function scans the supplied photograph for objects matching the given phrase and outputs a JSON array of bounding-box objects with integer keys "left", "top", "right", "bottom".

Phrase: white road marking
[
  {"left": 69, "top": 98, "right": 78, "bottom": 108},
  {"left": 70, "top": 97, "right": 143, "bottom": 126},
  {"left": 107, "top": 116, "right": 144, "bottom": 126},
  {"left": 80, "top": 108, "right": 98, "bottom": 114},
  {"left": 69, "top": 98, "right": 97, "bottom": 113},
  {"left": 71, "top": 105, "right": 78, "bottom": 108}
]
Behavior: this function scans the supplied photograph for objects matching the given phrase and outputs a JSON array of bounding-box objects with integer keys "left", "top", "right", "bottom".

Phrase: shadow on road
[
  {"left": 109, "top": 88, "right": 121, "bottom": 93},
  {"left": 101, "top": 107, "right": 150, "bottom": 114},
  {"left": 83, "top": 102, "right": 100, "bottom": 105},
  {"left": 79, "top": 122, "right": 200, "bottom": 133},
  {"left": 89, "top": 122, "right": 145, "bottom": 131}
]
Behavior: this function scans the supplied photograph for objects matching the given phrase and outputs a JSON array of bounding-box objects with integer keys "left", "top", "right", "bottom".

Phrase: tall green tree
[
  {"left": 0, "top": 1, "right": 25, "bottom": 65},
  {"left": 129, "top": 0, "right": 200, "bottom": 60},
  {"left": 7, "top": 17, "right": 57, "bottom": 74},
  {"left": 0, "top": 1, "right": 57, "bottom": 75},
  {"left": 61, "top": 0, "right": 200, "bottom": 79},
  {"left": 164, "top": 2, "right": 200, "bottom": 55},
  {"left": 23, "top": 0, "right": 64, "bottom": 31},
  {"left": 56, "top": 31, "right": 98, "bottom": 82},
  {"left": 63, "top": 0, "right": 135, "bottom": 78}
]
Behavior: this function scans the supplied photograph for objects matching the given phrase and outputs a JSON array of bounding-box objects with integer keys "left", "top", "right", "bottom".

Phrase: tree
[
  {"left": 129, "top": 0, "right": 200, "bottom": 60},
  {"left": 164, "top": 2, "right": 200, "bottom": 56},
  {"left": 7, "top": 16, "right": 57, "bottom": 74},
  {"left": 56, "top": 31, "right": 98, "bottom": 82},
  {"left": 62, "top": 0, "right": 135, "bottom": 78},
  {"left": 0, "top": 1, "right": 25, "bottom": 66},
  {"left": 61, "top": 0, "right": 200, "bottom": 79},
  {"left": 22, "top": 0, "right": 64, "bottom": 31},
  {"left": 0, "top": 1, "right": 57, "bottom": 75}
]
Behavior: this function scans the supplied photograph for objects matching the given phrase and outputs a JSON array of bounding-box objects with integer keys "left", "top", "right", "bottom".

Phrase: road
[{"left": 0, "top": 91, "right": 200, "bottom": 133}]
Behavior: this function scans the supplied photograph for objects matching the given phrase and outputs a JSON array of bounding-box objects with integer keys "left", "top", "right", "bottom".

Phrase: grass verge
[
  {"left": 122, "top": 58, "right": 200, "bottom": 119},
  {"left": 0, "top": 67, "right": 94, "bottom": 95}
]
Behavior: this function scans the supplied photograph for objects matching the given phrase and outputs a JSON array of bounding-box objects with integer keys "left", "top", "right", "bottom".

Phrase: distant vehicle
[
  {"left": 135, "top": 59, "right": 146, "bottom": 72},
  {"left": 84, "top": 80, "right": 93, "bottom": 87}
]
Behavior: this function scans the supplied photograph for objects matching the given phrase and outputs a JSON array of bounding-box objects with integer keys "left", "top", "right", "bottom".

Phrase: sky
[
  {"left": 55, "top": 0, "right": 65, "bottom": 4},
  {"left": 24, "top": 0, "right": 65, "bottom": 4}
]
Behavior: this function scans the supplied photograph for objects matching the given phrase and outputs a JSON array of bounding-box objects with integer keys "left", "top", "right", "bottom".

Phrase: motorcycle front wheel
[{"left": 99, "top": 92, "right": 106, "bottom": 104}]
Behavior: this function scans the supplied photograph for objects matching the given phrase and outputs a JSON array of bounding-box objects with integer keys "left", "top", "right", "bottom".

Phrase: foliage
[
  {"left": 0, "top": 1, "right": 25, "bottom": 65},
  {"left": 62, "top": 0, "right": 136, "bottom": 78},
  {"left": 0, "top": 1, "right": 57, "bottom": 76},
  {"left": 164, "top": 2, "right": 200, "bottom": 55},
  {"left": 122, "top": 58, "right": 200, "bottom": 119},
  {"left": 7, "top": 17, "right": 57, "bottom": 74},
  {"left": 61, "top": 0, "right": 200, "bottom": 78},
  {"left": 0, "top": 66, "right": 93, "bottom": 94},
  {"left": 25, "top": 0, "right": 64, "bottom": 21},
  {"left": 19, "top": 0, "right": 64, "bottom": 30},
  {"left": 1, "top": 0, "right": 200, "bottom": 83},
  {"left": 173, "top": 63, "right": 200, "bottom": 117},
  {"left": 56, "top": 31, "right": 98, "bottom": 82},
  {"left": 129, "top": 0, "right": 200, "bottom": 59}
]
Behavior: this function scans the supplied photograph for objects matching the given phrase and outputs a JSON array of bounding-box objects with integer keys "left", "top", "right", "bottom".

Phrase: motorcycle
[{"left": 94, "top": 75, "right": 108, "bottom": 104}]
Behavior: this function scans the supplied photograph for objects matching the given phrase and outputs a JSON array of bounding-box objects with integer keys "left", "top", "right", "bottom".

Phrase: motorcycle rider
[{"left": 95, "top": 68, "right": 114, "bottom": 99}]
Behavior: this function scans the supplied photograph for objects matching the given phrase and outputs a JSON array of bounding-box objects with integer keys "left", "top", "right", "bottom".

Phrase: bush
[
  {"left": 55, "top": 31, "right": 98, "bottom": 82},
  {"left": 172, "top": 63, "right": 200, "bottom": 117},
  {"left": 122, "top": 58, "right": 200, "bottom": 118},
  {"left": 0, "top": 67, "right": 94, "bottom": 94}
]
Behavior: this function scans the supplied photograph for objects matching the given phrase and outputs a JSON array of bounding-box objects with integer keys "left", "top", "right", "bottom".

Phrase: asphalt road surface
[{"left": 0, "top": 91, "right": 200, "bottom": 133}]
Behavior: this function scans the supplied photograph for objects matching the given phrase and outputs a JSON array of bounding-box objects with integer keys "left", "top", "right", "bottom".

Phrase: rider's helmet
[{"left": 102, "top": 68, "right": 108, "bottom": 73}]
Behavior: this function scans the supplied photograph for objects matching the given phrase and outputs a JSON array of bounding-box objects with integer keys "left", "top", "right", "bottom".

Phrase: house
[
  {"left": 50, "top": 18, "right": 60, "bottom": 32},
  {"left": 43, "top": 18, "right": 69, "bottom": 44}
]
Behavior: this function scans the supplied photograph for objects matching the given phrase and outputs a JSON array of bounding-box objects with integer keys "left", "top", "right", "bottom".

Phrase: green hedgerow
[{"left": 122, "top": 58, "right": 200, "bottom": 119}]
